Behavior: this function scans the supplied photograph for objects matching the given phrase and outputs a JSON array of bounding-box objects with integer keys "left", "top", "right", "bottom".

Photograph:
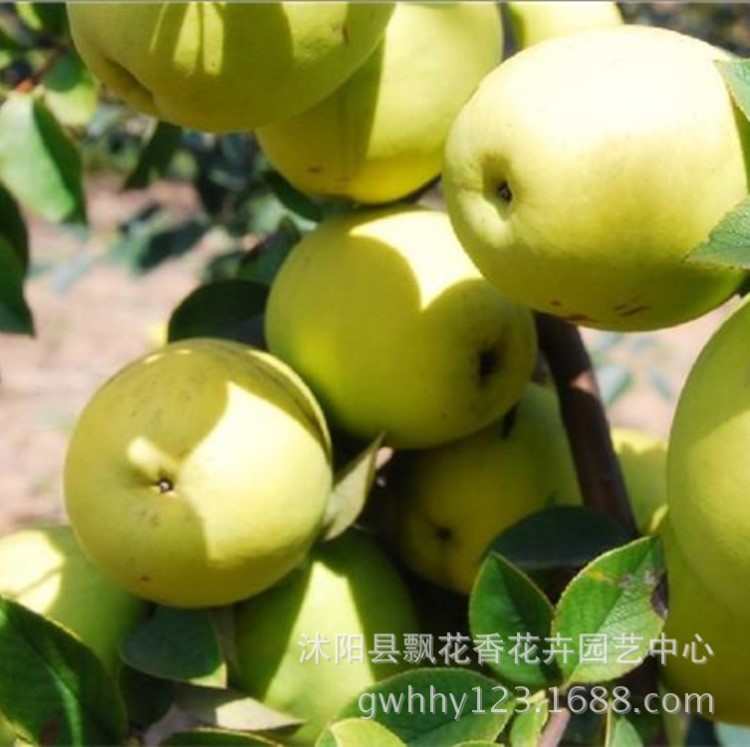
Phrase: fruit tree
[{"left": 2, "top": 2, "right": 750, "bottom": 747}]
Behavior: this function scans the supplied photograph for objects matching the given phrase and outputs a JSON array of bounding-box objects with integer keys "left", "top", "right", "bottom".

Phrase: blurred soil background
[{"left": 0, "top": 2, "right": 749, "bottom": 533}]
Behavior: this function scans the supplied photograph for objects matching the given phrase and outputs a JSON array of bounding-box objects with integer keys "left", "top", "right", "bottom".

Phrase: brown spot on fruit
[
  {"left": 434, "top": 526, "right": 453, "bottom": 542},
  {"left": 307, "top": 165, "right": 323, "bottom": 174},
  {"left": 140, "top": 575, "right": 152, "bottom": 583},
  {"left": 619, "top": 305, "right": 650, "bottom": 317},
  {"left": 564, "top": 313, "right": 592, "bottom": 323}
]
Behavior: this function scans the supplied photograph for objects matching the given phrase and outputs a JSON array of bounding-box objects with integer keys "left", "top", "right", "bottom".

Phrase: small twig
[
  {"left": 538, "top": 706, "right": 572, "bottom": 747},
  {"left": 535, "top": 313, "right": 637, "bottom": 538},
  {"left": 13, "top": 44, "right": 68, "bottom": 93}
]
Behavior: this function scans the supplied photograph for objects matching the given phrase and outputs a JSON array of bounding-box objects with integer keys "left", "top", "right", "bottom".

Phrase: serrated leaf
[
  {"left": 717, "top": 59, "right": 750, "bottom": 122},
  {"left": 551, "top": 536, "right": 666, "bottom": 685},
  {"left": 122, "top": 606, "right": 227, "bottom": 688},
  {"left": 0, "top": 234, "right": 33, "bottom": 334},
  {"left": 0, "top": 597, "right": 127, "bottom": 745},
  {"left": 469, "top": 552, "right": 558, "bottom": 689},
  {"left": 337, "top": 669, "right": 511, "bottom": 747},
  {"left": 317, "top": 718, "right": 405, "bottom": 747},
  {"left": 322, "top": 435, "right": 384, "bottom": 541},
  {"left": 41, "top": 50, "right": 99, "bottom": 127},
  {"left": 509, "top": 699, "right": 548, "bottom": 747},
  {"left": 0, "top": 94, "right": 86, "bottom": 223},
  {"left": 125, "top": 121, "right": 182, "bottom": 190},
  {"left": 176, "top": 684, "right": 303, "bottom": 733},
  {"left": 162, "top": 727, "right": 277, "bottom": 746},
  {"left": 168, "top": 279, "right": 269, "bottom": 346},
  {"left": 606, "top": 713, "right": 643, "bottom": 747},
  {"left": 265, "top": 170, "right": 323, "bottom": 223},
  {"left": 685, "top": 195, "right": 750, "bottom": 269},
  {"left": 492, "top": 506, "right": 629, "bottom": 574}
]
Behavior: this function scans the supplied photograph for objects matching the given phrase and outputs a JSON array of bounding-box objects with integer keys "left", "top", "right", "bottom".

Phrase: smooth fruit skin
[
  {"left": 257, "top": 2, "right": 503, "bottom": 205},
  {"left": 384, "top": 384, "right": 581, "bottom": 595},
  {"left": 612, "top": 428, "right": 667, "bottom": 536},
  {"left": 265, "top": 207, "right": 536, "bottom": 449},
  {"left": 233, "top": 531, "right": 418, "bottom": 745},
  {"left": 64, "top": 339, "right": 333, "bottom": 608},
  {"left": 443, "top": 26, "right": 747, "bottom": 331},
  {"left": 508, "top": 2, "right": 622, "bottom": 49},
  {"left": 661, "top": 521, "right": 750, "bottom": 726},
  {"left": 0, "top": 525, "right": 146, "bottom": 672},
  {"left": 668, "top": 299, "right": 750, "bottom": 619},
  {"left": 67, "top": 2, "right": 394, "bottom": 132}
]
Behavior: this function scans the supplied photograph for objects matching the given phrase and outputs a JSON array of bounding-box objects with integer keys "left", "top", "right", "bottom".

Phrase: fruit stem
[
  {"left": 535, "top": 314, "right": 638, "bottom": 537},
  {"left": 538, "top": 706, "right": 571, "bottom": 747}
]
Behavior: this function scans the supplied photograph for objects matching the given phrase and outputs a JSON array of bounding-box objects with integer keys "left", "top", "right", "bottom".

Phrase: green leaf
[
  {"left": 175, "top": 684, "right": 303, "bottom": 733},
  {"left": 122, "top": 606, "right": 227, "bottom": 688},
  {"left": 317, "top": 719, "right": 405, "bottom": 747},
  {"left": 0, "top": 235, "right": 33, "bottom": 334},
  {"left": 236, "top": 219, "right": 301, "bottom": 286},
  {"left": 167, "top": 279, "right": 269, "bottom": 346},
  {"left": 322, "top": 434, "right": 384, "bottom": 541},
  {"left": 551, "top": 536, "right": 666, "bottom": 685},
  {"left": 119, "top": 664, "right": 176, "bottom": 728},
  {"left": 16, "top": 3, "right": 68, "bottom": 36},
  {"left": 162, "top": 728, "right": 277, "bottom": 746},
  {"left": 492, "top": 506, "right": 629, "bottom": 574},
  {"left": 469, "top": 552, "right": 559, "bottom": 689},
  {"left": 125, "top": 121, "right": 183, "bottom": 190},
  {"left": 509, "top": 699, "right": 548, "bottom": 747},
  {"left": 717, "top": 59, "right": 750, "bottom": 123},
  {"left": 265, "top": 170, "right": 323, "bottom": 223},
  {"left": 685, "top": 195, "right": 750, "bottom": 269},
  {"left": 41, "top": 51, "right": 99, "bottom": 127},
  {"left": 0, "top": 184, "right": 28, "bottom": 272},
  {"left": 0, "top": 94, "right": 86, "bottom": 224},
  {"left": 605, "top": 713, "right": 643, "bottom": 747},
  {"left": 0, "top": 597, "right": 127, "bottom": 746},
  {"left": 337, "top": 669, "right": 511, "bottom": 747}
]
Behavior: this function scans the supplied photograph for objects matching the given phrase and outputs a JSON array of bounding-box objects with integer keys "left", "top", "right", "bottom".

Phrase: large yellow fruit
[
  {"left": 265, "top": 207, "right": 536, "bottom": 449},
  {"left": 382, "top": 384, "right": 581, "bottom": 594},
  {"left": 257, "top": 2, "right": 502, "bottom": 204},
  {"left": 668, "top": 300, "right": 750, "bottom": 618},
  {"left": 67, "top": 2, "right": 394, "bottom": 132},
  {"left": 508, "top": 1, "right": 622, "bottom": 49},
  {"left": 233, "top": 531, "right": 418, "bottom": 745},
  {"left": 612, "top": 428, "right": 667, "bottom": 536},
  {"left": 64, "top": 339, "right": 333, "bottom": 608},
  {"left": 661, "top": 521, "right": 750, "bottom": 726},
  {"left": 443, "top": 26, "right": 747, "bottom": 331},
  {"left": 0, "top": 525, "right": 146, "bottom": 672}
]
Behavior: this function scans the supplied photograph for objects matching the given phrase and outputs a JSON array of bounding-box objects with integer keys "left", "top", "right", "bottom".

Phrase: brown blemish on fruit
[
  {"left": 307, "top": 165, "right": 323, "bottom": 174},
  {"left": 478, "top": 341, "right": 504, "bottom": 385},
  {"left": 140, "top": 575, "right": 152, "bottom": 583},
  {"left": 550, "top": 300, "right": 562, "bottom": 307},
  {"left": 564, "top": 313, "right": 592, "bottom": 323},
  {"left": 619, "top": 305, "right": 650, "bottom": 317}
]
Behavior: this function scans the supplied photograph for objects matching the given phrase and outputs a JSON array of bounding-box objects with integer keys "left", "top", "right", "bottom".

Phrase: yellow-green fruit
[
  {"left": 443, "top": 26, "right": 747, "bottom": 331},
  {"left": 0, "top": 525, "right": 146, "bottom": 672},
  {"left": 383, "top": 384, "right": 581, "bottom": 595},
  {"left": 233, "top": 531, "right": 418, "bottom": 745},
  {"left": 67, "top": 2, "right": 394, "bottom": 132},
  {"left": 508, "top": 1, "right": 622, "bottom": 49},
  {"left": 64, "top": 339, "right": 333, "bottom": 608},
  {"left": 612, "top": 428, "right": 667, "bottom": 536},
  {"left": 257, "top": 2, "right": 503, "bottom": 205},
  {"left": 661, "top": 521, "right": 750, "bottom": 726},
  {"left": 265, "top": 207, "right": 536, "bottom": 449},
  {"left": 668, "top": 300, "right": 750, "bottom": 618}
]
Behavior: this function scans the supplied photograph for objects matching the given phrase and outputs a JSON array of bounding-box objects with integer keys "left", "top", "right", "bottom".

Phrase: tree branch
[{"left": 535, "top": 313, "right": 637, "bottom": 538}]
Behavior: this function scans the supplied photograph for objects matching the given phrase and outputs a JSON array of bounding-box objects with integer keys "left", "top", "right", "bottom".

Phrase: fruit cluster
[{"left": 4, "top": 2, "right": 750, "bottom": 745}]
